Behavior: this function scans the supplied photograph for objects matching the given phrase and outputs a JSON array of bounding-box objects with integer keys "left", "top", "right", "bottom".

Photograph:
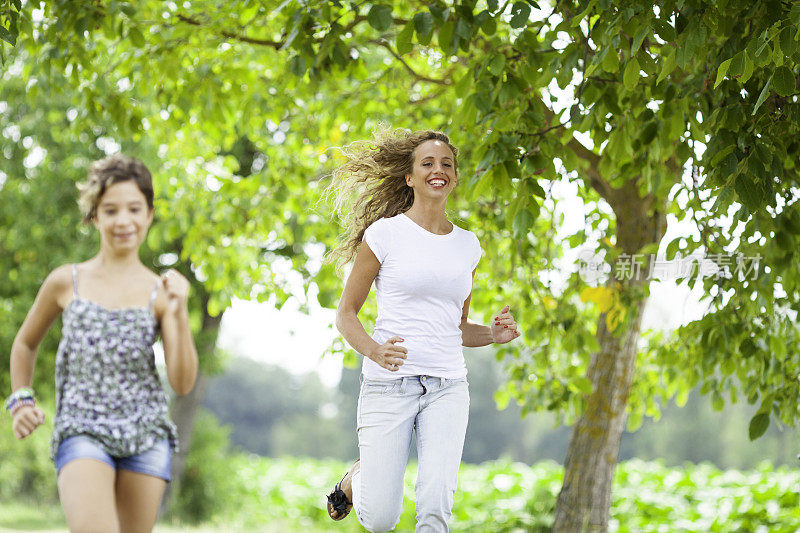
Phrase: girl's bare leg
[
  {"left": 115, "top": 470, "right": 167, "bottom": 533},
  {"left": 58, "top": 459, "right": 119, "bottom": 533}
]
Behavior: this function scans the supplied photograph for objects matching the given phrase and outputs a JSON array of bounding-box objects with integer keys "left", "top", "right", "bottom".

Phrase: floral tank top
[{"left": 50, "top": 265, "right": 179, "bottom": 459}]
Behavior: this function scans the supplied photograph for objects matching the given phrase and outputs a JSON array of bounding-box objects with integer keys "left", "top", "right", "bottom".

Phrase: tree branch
[
  {"left": 376, "top": 40, "right": 451, "bottom": 85},
  {"left": 566, "top": 136, "right": 614, "bottom": 203},
  {"left": 176, "top": 14, "right": 283, "bottom": 48},
  {"left": 175, "top": 13, "right": 370, "bottom": 49}
]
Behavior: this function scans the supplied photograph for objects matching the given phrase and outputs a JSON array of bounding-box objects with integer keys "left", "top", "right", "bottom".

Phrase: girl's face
[
  {"left": 406, "top": 140, "right": 457, "bottom": 200},
  {"left": 92, "top": 180, "right": 153, "bottom": 253}
]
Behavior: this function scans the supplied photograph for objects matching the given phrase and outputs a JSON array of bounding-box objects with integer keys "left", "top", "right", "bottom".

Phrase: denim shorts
[{"left": 55, "top": 435, "right": 172, "bottom": 481}]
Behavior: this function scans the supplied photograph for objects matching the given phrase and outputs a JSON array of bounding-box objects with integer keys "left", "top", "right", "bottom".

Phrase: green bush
[
  {"left": 167, "top": 453, "right": 800, "bottom": 532},
  {"left": 0, "top": 412, "right": 58, "bottom": 503},
  {"left": 3, "top": 442, "right": 800, "bottom": 532},
  {"left": 171, "top": 409, "right": 243, "bottom": 523}
]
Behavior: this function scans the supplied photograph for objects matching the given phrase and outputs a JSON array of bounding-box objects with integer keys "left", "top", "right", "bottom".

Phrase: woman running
[{"left": 325, "top": 128, "right": 521, "bottom": 532}]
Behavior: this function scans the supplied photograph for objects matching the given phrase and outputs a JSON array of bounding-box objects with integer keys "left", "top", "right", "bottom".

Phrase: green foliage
[
  {"left": 0, "top": 0, "right": 25, "bottom": 61},
  {"left": 0, "top": 58, "right": 105, "bottom": 399},
  {"left": 0, "top": 407, "right": 58, "bottom": 503},
  {"left": 170, "top": 409, "right": 240, "bottom": 523},
  {"left": 0, "top": 500, "right": 65, "bottom": 531},
  {"left": 2, "top": 439, "right": 800, "bottom": 532},
  {"left": 7, "top": 0, "right": 800, "bottom": 441},
  {"left": 9, "top": 455, "right": 800, "bottom": 532},
  {"left": 172, "top": 456, "right": 800, "bottom": 532}
]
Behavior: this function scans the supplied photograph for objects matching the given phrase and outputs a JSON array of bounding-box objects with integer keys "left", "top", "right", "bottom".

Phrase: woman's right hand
[
  {"left": 12, "top": 405, "right": 45, "bottom": 440},
  {"left": 369, "top": 336, "right": 408, "bottom": 372}
]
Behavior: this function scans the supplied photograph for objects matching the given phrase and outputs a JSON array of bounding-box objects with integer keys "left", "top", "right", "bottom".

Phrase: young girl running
[
  {"left": 6, "top": 153, "right": 198, "bottom": 532},
  {"left": 325, "top": 128, "right": 521, "bottom": 532}
]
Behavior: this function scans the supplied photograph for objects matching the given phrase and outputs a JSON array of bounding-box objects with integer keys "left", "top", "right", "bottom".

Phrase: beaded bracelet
[
  {"left": 4, "top": 387, "right": 35, "bottom": 412},
  {"left": 8, "top": 398, "right": 36, "bottom": 416}
]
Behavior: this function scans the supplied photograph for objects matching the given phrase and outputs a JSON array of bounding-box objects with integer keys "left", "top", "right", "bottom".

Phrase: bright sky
[{"left": 217, "top": 298, "right": 341, "bottom": 387}]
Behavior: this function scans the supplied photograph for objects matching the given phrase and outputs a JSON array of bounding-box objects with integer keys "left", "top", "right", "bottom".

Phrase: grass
[
  {"left": 0, "top": 501, "right": 347, "bottom": 533},
  {"left": 0, "top": 505, "right": 336, "bottom": 533},
  {"left": 0, "top": 500, "right": 65, "bottom": 532}
]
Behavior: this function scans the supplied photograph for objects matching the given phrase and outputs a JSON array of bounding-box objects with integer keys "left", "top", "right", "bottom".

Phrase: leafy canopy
[{"left": 5, "top": 0, "right": 800, "bottom": 438}]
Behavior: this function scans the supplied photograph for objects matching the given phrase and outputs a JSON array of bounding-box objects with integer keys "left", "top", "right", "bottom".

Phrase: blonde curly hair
[
  {"left": 325, "top": 127, "right": 458, "bottom": 267},
  {"left": 78, "top": 153, "right": 154, "bottom": 223}
]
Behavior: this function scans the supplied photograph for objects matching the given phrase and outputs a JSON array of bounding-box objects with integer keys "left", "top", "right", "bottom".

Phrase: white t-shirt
[{"left": 362, "top": 213, "right": 482, "bottom": 379}]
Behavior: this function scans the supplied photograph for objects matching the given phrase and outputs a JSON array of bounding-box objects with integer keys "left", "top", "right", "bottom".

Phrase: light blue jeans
[{"left": 352, "top": 375, "right": 469, "bottom": 533}]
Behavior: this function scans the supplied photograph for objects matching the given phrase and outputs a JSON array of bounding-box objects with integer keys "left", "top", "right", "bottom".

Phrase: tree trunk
[
  {"left": 161, "top": 372, "right": 209, "bottom": 511},
  {"left": 552, "top": 283, "right": 648, "bottom": 532},
  {"left": 160, "top": 310, "right": 221, "bottom": 514},
  {"left": 553, "top": 180, "right": 666, "bottom": 532}
]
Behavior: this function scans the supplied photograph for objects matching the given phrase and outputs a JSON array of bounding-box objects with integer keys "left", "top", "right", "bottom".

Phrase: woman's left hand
[
  {"left": 491, "top": 305, "right": 521, "bottom": 344},
  {"left": 161, "top": 269, "right": 190, "bottom": 315}
]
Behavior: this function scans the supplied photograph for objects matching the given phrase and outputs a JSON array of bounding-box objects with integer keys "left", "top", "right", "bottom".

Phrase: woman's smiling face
[{"left": 406, "top": 139, "right": 458, "bottom": 199}]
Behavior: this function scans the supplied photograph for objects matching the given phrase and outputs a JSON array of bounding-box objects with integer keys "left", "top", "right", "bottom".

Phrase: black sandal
[{"left": 327, "top": 460, "right": 358, "bottom": 521}]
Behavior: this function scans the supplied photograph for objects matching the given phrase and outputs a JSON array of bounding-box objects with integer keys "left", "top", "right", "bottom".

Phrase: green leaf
[
  {"left": 719, "top": 153, "right": 739, "bottom": 179},
  {"left": 454, "top": 70, "right": 473, "bottom": 98},
  {"left": 657, "top": 46, "right": 676, "bottom": 83},
  {"left": 513, "top": 208, "right": 535, "bottom": 238},
  {"left": 289, "top": 54, "right": 307, "bottom": 76},
  {"left": 709, "top": 144, "right": 735, "bottom": 166},
  {"left": 528, "top": 179, "right": 546, "bottom": 198},
  {"left": 752, "top": 75, "right": 772, "bottom": 115},
  {"left": 623, "top": 58, "right": 640, "bottom": 90},
  {"left": 728, "top": 50, "right": 745, "bottom": 79},
  {"left": 631, "top": 23, "right": 649, "bottom": 55},
  {"left": 773, "top": 65, "right": 796, "bottom": 96},
  {"left": 509, "top": 2, "right": 531, "bottom": 29},
  {"left": 488, "top": 53, "right": 506, "bottom": 76},
  {"left": 0, "top": 26, "right": 16, "bottom": 46},
  {"left": 455, "top": 19, "right": 472, "bottom": 40},
  {"left": 685, "top": 23, "right": 706, "bottom": 54},
  {"left": 640, "top": 122, "right": 658, "bottom": 145},
  {"left": 780, "top": 26, "right": 797, "bottom": 56},
  {"left": 119, "top": 2, "right": 137, "bottom": 16},
  {"left": 602, "top": 49, "right": 620, "bottom": 73},
  {"left": 748, "top": 412, "right": 770, "bottom": 440},
  {"left": 367, "top": 4, "right": 393, "bottom": 33},
  {"left": 734, "top": 174, "right": 761, "bottom": 211},
  {"left": 481, "top": 14, "right": 497, "bottom": 36},
  {"left": 438, "top": 20, "right": 455, "bottom": 54},
  {"left": 414, "top": 12, "right": 434, "bottom": 44},
  {"left": 396, "top": 21, "right": 414, "bottom": 54},
  {"left": 675, "top": 43, "right": 692, "bottom": 69},
  {"left": 739, "top": 53, "right": 754, "bottom": 84},
  {"left": 714, "top": 58, "right": 732, "bottom": 88},
  {"left": 128, "top": 26, "right": 145, "bottom": 48},
  {"left": 282, "top": 17, "right": 303, "bottom": 50},
  {"left": 652, "top": 19, "right": 676, "bottom": 42},
  {"left": 750, "top": 38, "right": 773, "bottom": 68},
  {"left": 739, "top": 337, "right": 757, "bottom": 358},
  {"left": 472, "top": 89, "right": 492, "bottom": 113}
]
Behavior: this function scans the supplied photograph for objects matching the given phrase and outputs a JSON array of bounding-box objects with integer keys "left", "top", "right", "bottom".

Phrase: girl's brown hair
[
  {"left": 326, "top": 127, "right": 458, "bottom": 267},
  {"left": 78, "top": 153, "right": 154, "bottom": 223}
]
